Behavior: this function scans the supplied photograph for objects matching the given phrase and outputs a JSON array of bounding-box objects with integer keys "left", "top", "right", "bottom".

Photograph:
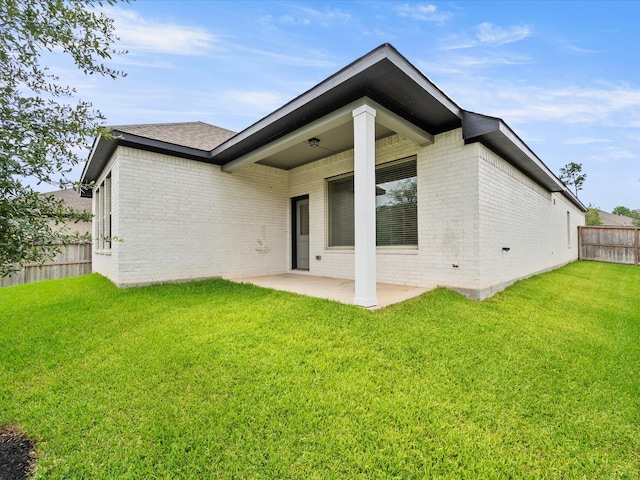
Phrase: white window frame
[{"left": 95, "top": 172, "right": 112, "bottom": 252}]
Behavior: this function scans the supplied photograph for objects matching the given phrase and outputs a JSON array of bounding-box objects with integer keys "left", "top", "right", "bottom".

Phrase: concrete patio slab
[{"left": 227, "top": 273, "right": 433, "bottom": 309}]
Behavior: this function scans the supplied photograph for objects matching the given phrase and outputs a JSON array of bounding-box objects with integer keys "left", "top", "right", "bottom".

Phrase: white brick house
[{"left": 81, "top": 44, "right": 585, "bottom": 305}]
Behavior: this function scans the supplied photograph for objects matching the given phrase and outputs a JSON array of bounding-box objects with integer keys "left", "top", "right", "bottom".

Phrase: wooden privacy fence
[
  {"left": 578, "top": 226, "right": 640, "bottom": 266},
  {"left": 1, "top": 242, "right": 92, "bottom": 288}
]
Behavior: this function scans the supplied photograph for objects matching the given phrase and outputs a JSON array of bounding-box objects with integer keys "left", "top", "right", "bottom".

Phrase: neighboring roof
[
  {"left": 598, "top": 210, "right": 635, "bottom": 227},
  {"left": 80, "top": 43, "right": 585, "bottom": 211},
  {"left": 45, "top": 188, "right": 92, "bottom": 212}
]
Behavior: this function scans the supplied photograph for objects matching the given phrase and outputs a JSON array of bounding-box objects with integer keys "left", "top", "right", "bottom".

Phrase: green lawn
[{"left": 1, "top": 261, "right": 639, "bottom": 479}]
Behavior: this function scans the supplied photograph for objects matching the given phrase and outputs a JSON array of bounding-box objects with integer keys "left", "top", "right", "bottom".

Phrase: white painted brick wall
[
  {"left": 96, "top": 146, "right": 288, "bottom": 286},
  {"left": 287, "top": 130, "right": 583, "bottom": 297},
  {"left": 92, "top": 129, "right": 584, "bottom": 298},
  {"left": 474, "top": 143, "right": 584, "bottom": 296},
  {"left": 288, "top": 130, "right": 482, "bottom": 289}
]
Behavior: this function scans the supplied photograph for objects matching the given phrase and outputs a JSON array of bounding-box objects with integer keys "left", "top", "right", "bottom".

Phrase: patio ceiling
[{"left": 222, "top": 97, "right": 435, "bottom": 172}]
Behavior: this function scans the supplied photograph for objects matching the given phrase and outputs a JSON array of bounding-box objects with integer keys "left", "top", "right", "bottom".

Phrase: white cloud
[
  {"left": 565, "top": 138, "right": 612, "bottom": 145},
  {"left": 476, "top": 22, "right": 531, "bottom": 46},
  {"left": 115, "top": 58, "right": 174, "bottom": 69},
  {"left": 233, "top": 45, "right": 338, "bottom": 68},
  {"left": 438, "top": 23, "right": 530, "bottom": 52},
  {"left": 274, "top": 5, "right": 351, "bottom": 27},
  {"left": 439, "top": 42, "right": 476, "bottom": 51},
  {"left": 600, "top": 146, "right": 636, "bottom": 160},
  {"left": 566, "top": 44, "right": 604, "bottom": 54},
  {"left": 416, "top": 51, "right": 531, "bottom": 77},
  {"left": 452, "top": 53, "right": 530, "bottom": 67},
  {"left": 106, "top": 7, "right": 216, "bottom": 55},
  {"left": 224, "top": 90, "right": 291, "bottom": 113},
  {"left": 294, "top": 5, "right": 352, "bottom": 22},
  {"left": 397, "top": 4, "right": 452, "bottom": 23},
  {"left": 447, "top": 80, "right": 640, "bottom": 128}
]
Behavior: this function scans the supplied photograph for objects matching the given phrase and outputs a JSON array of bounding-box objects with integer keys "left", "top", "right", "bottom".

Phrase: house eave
[
  {"left": 80, "top": 130, "right": 214, "bottom": 197},
  {"left": 209, "top": 43, "right": 462, "bottom": 166},
  {"left": 80, "top": 43, "right": 585, "bottom": 214},
  {"left": 461, "top": 111, "right": 587, "bottom": 212},
  {"left": 80, "top": 135, "right": 118, "bottom": 197}
]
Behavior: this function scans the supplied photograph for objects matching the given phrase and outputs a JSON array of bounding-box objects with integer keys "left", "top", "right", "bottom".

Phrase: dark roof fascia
[
  {"left": 81, "top": 44, "right": 463, "bottom": 192},
  {"left": 461, "top": 111, "right": 586, "bottom": 212},
  {"left": 208, "top": 43, "right": 463, "bottom": 164},
  {"left": 80, "top": 135, "right": 118, "bottom": 197},
  {"left": 114, "top": 131, "right": 212, "bottom": 161},
  {"left": 383, "top": 44, "right": 461, "bottom": 117},
  {"left": 80, "top": 45, "right": 582, "bottom": 214}
]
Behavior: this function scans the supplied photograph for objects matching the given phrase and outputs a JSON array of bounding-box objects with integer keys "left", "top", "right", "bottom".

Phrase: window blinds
[{"left": 327, "top": 159, "right": 417, "bottom": 247}]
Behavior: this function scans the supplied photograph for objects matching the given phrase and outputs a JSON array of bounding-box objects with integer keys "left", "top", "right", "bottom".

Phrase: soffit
[{"left": 256, "top": 124, "right": 395, "bottom": 170}]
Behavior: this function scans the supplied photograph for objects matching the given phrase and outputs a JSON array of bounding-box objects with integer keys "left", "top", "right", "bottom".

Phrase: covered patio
[{"left": 228, "top": 273, "right": 433, "bottom": 309}]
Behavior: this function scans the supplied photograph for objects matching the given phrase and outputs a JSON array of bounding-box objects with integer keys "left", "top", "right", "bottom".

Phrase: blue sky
[{"left": 66, "top": 0, "right": 640, "bottom": 212}]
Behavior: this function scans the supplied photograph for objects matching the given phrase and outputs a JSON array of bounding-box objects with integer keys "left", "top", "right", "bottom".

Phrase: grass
[{"left": 1, "top": 261, "right": 639, "bottom": 479}]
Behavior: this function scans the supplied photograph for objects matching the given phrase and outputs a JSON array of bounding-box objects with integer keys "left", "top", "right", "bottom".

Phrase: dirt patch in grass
[{"left": 0, "top": 425, "right": 36, "bottom": 480}]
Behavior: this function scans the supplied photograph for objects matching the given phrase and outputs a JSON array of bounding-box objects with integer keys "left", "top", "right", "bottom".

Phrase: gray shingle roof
[
  {"left": 598, "top": 210, "right": 635, "bottom": 227},
  {"left": 111, "top": 121, "right": 237, "bottom": 151},
  {"left": 45, "top": 188, "right": 92, "bottom": 212}
]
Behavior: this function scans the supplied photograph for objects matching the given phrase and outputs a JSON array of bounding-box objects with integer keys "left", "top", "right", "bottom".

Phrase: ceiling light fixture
[{"left": 307, "top": 137, "right": 320, "bottom": 147}]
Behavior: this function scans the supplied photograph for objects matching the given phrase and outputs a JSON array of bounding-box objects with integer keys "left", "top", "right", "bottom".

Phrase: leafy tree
[
  {"left": 559, "top": 162, "right": 587, "bottom": 198},
  {"left": 0, "top": 0, "right": 125, "bottom": 276},
  {"left": 585, "top": 207, "right": 602, "bottom": 226},
  {"left": 612, "top": 206, "right": 632, "bottom": 216}
]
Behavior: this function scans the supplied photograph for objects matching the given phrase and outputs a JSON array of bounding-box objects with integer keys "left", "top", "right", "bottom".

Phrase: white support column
[{"left": 352, "top": 104, "right": 377, "bottom": 307}]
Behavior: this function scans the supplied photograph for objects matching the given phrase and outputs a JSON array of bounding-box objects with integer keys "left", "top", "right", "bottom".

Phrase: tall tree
[
  {"left": 610, "top": 206, "right": 640, "bottom": 226},
  {"left": 585, "top": 207, "right": 602, "bottom": 226},
  {"left": 558, "top": 162, "right": 587, "bottom": 198},
  {"left": 0, "top": 0, "right": 125, "bottom": 276}
]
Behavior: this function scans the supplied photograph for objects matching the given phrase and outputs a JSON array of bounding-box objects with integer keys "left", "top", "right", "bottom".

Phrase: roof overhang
[
  {"left": 209, "top": 43, "right": 461, "bottom": 167},
  {"left": 80, "top": 43, "right": 585, "bottom": 211},
  {"left": 462, "top": 111, "right": 586, "bottom": 211},
  {"left": 81, "top": 43, "right": 462, "bottom": 195}
]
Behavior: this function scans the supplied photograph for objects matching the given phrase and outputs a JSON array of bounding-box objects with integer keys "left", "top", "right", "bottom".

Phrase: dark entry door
[{"left": 294, "top": 197, "right": 309, "bottom": 270}]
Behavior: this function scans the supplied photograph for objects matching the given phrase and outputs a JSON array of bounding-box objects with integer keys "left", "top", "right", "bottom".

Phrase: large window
[{"left": 327, "top": 158, "right": 417, "bottom": 247}]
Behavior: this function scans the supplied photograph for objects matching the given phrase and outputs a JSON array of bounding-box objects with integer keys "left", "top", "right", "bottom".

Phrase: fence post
[{"left": 636, "top": 228, "right": 639, "bottom": 266}]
